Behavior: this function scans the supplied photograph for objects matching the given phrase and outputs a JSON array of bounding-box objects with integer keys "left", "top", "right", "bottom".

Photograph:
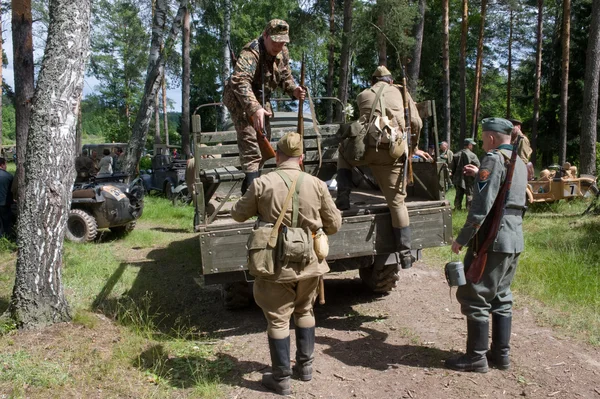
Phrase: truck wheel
[
  {"left": 66, "top": 209, "right": 98, "bottom": 243},
  {"left": 110, "top": 221, "right": 136, "bottom": 236},
  {"left": 222, "top": 281, "right": 253, "bottom": 310},
  {"left": 359, "top": 262, "right": 400, "bottom": 294},
  {"left": 164, "top": 181, "right": 174, "bottom": 200}
]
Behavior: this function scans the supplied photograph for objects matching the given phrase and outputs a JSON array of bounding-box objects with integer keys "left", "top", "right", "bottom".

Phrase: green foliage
[
  {"left": 0, "top": 350, "right": 71, "bottom": 388},
  {"left": 2, "top": 100, "right": 16, "bottom": 143}
]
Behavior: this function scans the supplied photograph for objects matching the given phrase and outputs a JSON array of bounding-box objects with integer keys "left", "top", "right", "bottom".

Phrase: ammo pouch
[
  {"left": 367, "top": 87, "right": 407, "bottom": 160},
  {"left": 246, "top": 224, "right": 277, "bottom": 277}
]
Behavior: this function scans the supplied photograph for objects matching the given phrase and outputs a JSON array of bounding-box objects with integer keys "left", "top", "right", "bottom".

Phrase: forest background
[{"left": 0, "top": 0, "right": 599, "bottom": 173}]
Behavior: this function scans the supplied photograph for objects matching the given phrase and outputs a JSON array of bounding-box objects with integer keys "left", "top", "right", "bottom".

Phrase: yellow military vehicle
[{"left": 526, "top": 164, "right": 598, "bottom": 204}]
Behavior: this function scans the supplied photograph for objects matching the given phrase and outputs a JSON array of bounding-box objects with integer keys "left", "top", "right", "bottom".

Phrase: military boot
[
  {"left": 393, "top": 227, "right": 414, "bottom": 269},
  {"left": 487, "top": 314, "right": 511, "bottom": 370},
  {"left": 292, "top": 326, "right": 315, "bottom": 381},
  {"left": 262, "top": 336, "right": 292, "bottom": 395},
  {"left": 241, "top": 171, "right": 260, "bottom": 195},
  {"left": 445, "top": 319, "right": 489, "bottom": 373},
  {"left": 335, "top": 168, "right": 353, "bottom": 210}
]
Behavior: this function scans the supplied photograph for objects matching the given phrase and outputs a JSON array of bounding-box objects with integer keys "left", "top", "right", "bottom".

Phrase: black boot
[
  {"left": 445, "top": 319, "right": 489, "bottom": 373},
  {"left": 241, "top": 171, "right": 260, "bottom": 195},
  {"left": 335, "top": 168, "right": 353, "bottom": 210},
  {"left": 293, "top": 326, "right": 315, "bottom": 381},
  {"left": 262, "top": 336, "right": 292, "bottom": 395},
  {"left": 393, "top": 227, "right": 414, "bottom": 269},
  {"left": 488, "top": 314, "right": 511, "bottom": 370}
]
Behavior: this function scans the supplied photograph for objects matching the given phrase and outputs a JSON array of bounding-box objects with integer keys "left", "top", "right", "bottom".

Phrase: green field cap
[{"left": 481, "top": 117, "right": 513, "bottom": 135}]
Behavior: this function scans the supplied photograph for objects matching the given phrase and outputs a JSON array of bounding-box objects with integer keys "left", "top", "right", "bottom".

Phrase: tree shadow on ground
[
  {"left": 0, "top": 297, "right": 9, "bottom": 314},
  {"left": 134, "top": 344, "right": 268, "bottom": 393}
]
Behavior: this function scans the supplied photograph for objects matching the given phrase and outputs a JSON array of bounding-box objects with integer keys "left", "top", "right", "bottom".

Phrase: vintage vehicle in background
[
  {"left": 140, "top": 144, "right": 187, "bottom": 199},
  {"left": 526, "top": 165, "right": 598, "bottom": 204},
  {"left": 189, "top": 98, "right": 452, "bottom": 308}
]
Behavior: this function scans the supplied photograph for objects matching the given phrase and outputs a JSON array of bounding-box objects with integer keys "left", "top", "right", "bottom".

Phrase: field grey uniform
[
  {"left": 451, "top": 139, "right": 480, "bottom": 210},
  {"left": 446, "top": 117, "right": 527, "bottom": 373}
]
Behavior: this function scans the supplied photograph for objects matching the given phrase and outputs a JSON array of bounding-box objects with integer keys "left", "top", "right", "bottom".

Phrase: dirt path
[{"left": 202, "top": 263, "right": 600, "bottom": 399}]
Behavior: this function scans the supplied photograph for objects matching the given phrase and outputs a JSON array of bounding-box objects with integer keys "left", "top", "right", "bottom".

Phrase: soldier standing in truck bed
[
  {"left": 451, "top": 138, "right": 480, "bottom": 210},
  {"left": 222, "top": 19, "right": 306, "bottom": 195},
  {"left": 231, "top": 133, "right": 341, "bottom": 396}
]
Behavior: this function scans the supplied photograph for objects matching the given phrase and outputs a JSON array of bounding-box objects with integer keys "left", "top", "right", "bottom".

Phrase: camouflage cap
[
  {"left": 264, "top": 19, "right": 290, "bottom": 43},
  {"left": 481, "top": 117, "right": 513, "bottom": 135},
  {"left": 509, "top": 118, "right": 522, "bottom": 126},
  {"left": 277, "top": 132, "right": 303, "bottom": 157},
  {"left": 372, "top": 65, "right": 392, "bottom": 78},
  {"left": 464, "top": 138, "right": 477, "bottom": 146}
]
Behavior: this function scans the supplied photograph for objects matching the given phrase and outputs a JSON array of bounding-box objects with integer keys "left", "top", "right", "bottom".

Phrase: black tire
[
  {"left": 222, "top": 281, "right": 253, "bottom": 310},
  {"left": 164, "top": 180, "right": 174, "bottom": 200},
  {"left": 110, "top": 221, "right": 136, "bottom": 236},
  {"left": 172, "top": 187, "right": 190, "bottom": 207},
  {"left": 66, "top": 209, "right": 98, "bottom": 243},
  {"left": 359, "top": 261, "right": 400, "bottom": 294}
]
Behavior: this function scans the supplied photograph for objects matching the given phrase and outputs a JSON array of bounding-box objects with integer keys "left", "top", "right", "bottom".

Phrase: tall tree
[
  {"left": 530, "top": 0, "right": 543, "bottom": 164},
  {"left": 579, "top": 0, "right": 600, "bottom": 175},
  {"left": 459, "top": 0, "right": 468, "bottom": 144},
  {"left": 9, "top": 0, "right": 90, "bottom": 329},
  {"left": 407, "top": 0, "right": 426, "bottom": 95},
  {"left": 336, "top": 0, "right": 353, "bottom": 121},
  {"left": 559, "top": 0, "right": 570, "bottom": 165},
  {"left": 181, "top": 6, "right": 191, "bottom": 157},
  {"left": 506, "top": 5, "right": 514, "bottom": 119},
  {"left": 12, "top": 0, "right": 35, "bottom": 202},
  {"left": 123, "top": 0, "right": 187, "bottom": 177},
  {"left": 376, "top": 5, "right": 386, "bottom": 66},
  {"left": 470, "top": 0, "right": 487, "bottom": 140},
  {"left": 442, "top": 0, "right": 451, "bottom": 144},
  {"left": 0, "top": 3, "right": 3, "bottom": 148},
  {"left": 161, "top": 76, "right": 169, "bottom": 145},
  {"left": 326, "top": 0, "right": 336, "bottom": 123},
  {"left": 219, "top": 0, "right": 231, "bottom": 129},
  {"left": 152, "top": 0, "right": 161, "bottom": 146}
]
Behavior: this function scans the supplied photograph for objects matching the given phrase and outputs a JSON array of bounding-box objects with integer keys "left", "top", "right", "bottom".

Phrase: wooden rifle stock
[
  {"left": 401, "top": 66, "right": 413, "bottom": 193},
  {"left": 249, "top": 115, "right": 276, "bottom": 162},
  {"left": 465, "top": 136, "right": 522, "bottom": 284},
  {"left": 297, "top": 53, "right": 306, "bottom": 171}
]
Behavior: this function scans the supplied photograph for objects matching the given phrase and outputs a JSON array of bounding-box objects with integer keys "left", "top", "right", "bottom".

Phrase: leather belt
[{"left": 504, "top": 208, "right": 524, "bottom": 217}]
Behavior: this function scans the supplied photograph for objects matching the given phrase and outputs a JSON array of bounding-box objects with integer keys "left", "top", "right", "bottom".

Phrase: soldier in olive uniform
[
  {"left": 439, "top": 141, "right": 453, "bottom": 190},
  {"left": 446, "top": 117, "right": 527, "bottom": 373},
  {"left": 509, "top": 119, "right": 533, "bottom": 180},
  {"left": 336, "top": 66, "right": 430, "bottom": 271},
  {"left": 222, "top": 19, "right": 306, "bottom": 194},
  {"left": 451, "top": 138, "right": 481, "bottom": 210},
  {"left": 231, "top": 133, "right": 342, "bottom": 395}
]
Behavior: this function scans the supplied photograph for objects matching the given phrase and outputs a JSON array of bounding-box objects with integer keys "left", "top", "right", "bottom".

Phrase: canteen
[{"left": 445, "top": 261, "right": 466, "bottom": 287}]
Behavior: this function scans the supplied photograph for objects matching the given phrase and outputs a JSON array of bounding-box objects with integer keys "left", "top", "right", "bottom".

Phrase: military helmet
[{"left": 264, "top": 19, "right": 290, "bottom": 43}]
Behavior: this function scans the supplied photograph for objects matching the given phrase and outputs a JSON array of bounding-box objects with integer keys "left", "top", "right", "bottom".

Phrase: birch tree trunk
[
  {"left": 470, "top": 0, "right": 487, "bottom": 140},
  {"left": 123, "top": 0, "right": 187, "bottom": 177},
  {"left": 531, "top": 0, "right": 543, "bottom": 165},
  {"left": 181, "top": 6, "right": 191, "bottom": 158},
  {"left": 376, "top": 10, "right": 386, "bottom": 66},
  {"left": 579, "top": 0, "right": 600, "bottom": 175},
  {"left": 442, "top": 0, "right": 451, "bottom": 145},
  {"left": 0, "top": 5, "right": 3, "bottom": 148},
  {"left": 506, "top": 7, "right": 513, "bottom": 119},
  {"left": 154, "top": 94, "right": 161, "bottom": 145},
  {"left": 219, "top": 0, "right": 231, "bottom": 130},
  {"left": 459, "top": 0, "right": 468, "bottom": 144},
  {"left": 335, "top": 0, "right": 353, "bottom": 122},
  {"left": 9, "top": 0, "right": 90, "bottom": 329},
  {"left": 162, "top": 76, "right": 169, "bottom": 146},
  {"left": 559, "top": 0, "right": 571, "bottom": 165},
  {"left": 12, "top": 0, "right": 35, "bottom": 202},
  {"left": 326, "top": 0, "right": 335, "bottom": 123},
  {"left": 407, "top": 0, "right": 426, "bottom": 95}
]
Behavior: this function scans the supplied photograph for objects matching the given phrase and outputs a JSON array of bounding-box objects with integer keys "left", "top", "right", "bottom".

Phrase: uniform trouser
[
  {"left": 0, "top": 205, "right": 14, "bottom": 237},
  {"left": 338, "top": 147, "right": 409, "bottom": 228},
  {"left": 229, "top": 104, "right": 270, "bottom": 173},
  {"left": 456, "top": 249, "right": 520, "bottom": 322},
  {"left": 455, "top": 183, "right": 474, "bottom": 209},
  {"left": 254, "top": 277, "right": 320, "bottom": 340}
]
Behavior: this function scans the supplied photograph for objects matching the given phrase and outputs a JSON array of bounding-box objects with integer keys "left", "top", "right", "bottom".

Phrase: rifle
[
  {"left": 466, "top": 136, "right": 522, "bottom": 284},
  {"left": 251, "top": 38, "right": 276, "bottom": 163},
  {"left": 401, "top": 66, "right": 413, "bottom": 195},
  {"left": 297, "top": 53, "right": 306, "bottom": 171},
  {"left": 227, "top": 40, "right": 237, "bottom": 69}
]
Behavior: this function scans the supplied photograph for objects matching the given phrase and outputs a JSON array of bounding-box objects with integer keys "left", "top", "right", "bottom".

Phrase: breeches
[
  {"left": 456, "top": 249, "right": 520, "bottom": 322},
  {"left": 253, "top": 277, "right": 320, "bottom": 339},
  {"left": 338, "top": 147, "right": 408, "bottom": 228},
  {"left": 229, "top": 105, "right": 269, "bottom": 173}
]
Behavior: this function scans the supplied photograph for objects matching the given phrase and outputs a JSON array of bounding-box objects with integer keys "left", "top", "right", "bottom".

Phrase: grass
[{"left": 427, "top": 188, "right": 600, "bottom": 345}]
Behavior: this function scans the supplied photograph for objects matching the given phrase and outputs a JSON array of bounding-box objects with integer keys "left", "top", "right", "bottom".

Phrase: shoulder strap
[
  {"left": 268, "top": 171, "right": 301, "bottom": 248},
  {"left": 275, "top": 170, "right": 306, "bottom": 228},
  {"left": 365, "top": 85, "right": 386, "bottom": 133}
]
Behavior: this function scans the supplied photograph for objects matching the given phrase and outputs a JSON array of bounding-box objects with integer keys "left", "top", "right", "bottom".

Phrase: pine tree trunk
[
  {"left": 531, "top": 0, "right": 543, "bottom": 165},
  {"left": 407, "top": 0, "right": 426, "bottom": 95},
  {"left": 124, "top": 0, "right": 187, "bottom": 177},
  {"left": 376, "top": 10, "right": 386, "bottom": 66},
  {"left": 506, "top": 7, "right": 513, "bottom": 119},
  {"left": 459, "top": 0, "right": 468, "bottom": 144},
  {"left": 336, "top": 0, "right": 353, "bottom": 122},
  {"left": 154, "top": 94, "right": 161, "bottom": 145},
  {"left": 579, "top": 0, "right": 600, "bottom": 175},
  {"left": 181, "top": 6, "right": 191, "bottom": 158},
  {"left": 442, "top": 0, "right": 451, "bottom": 145},
  {"left": 219, "top": 0, "right": 231, "bottom": 130},
  {"left": 0, "top": 4, "right": 3, "bottom": 148},
  {"left": 326, "top": 0, "right": 335, "bottom": 123},
  {"left": 12, "top": 0, "right": 35, "bottom": 203},
  {"left": 162, "top": 76, "right": 169, "bottom": 146},
  {"left": 470, "top": 0, "right": 487, "bottom": 140},
  {"left": 9, "top": 0, "right": 90, "bottom": 329},
  {"left": 559, "top": 0, "right": 571, "bottom": 165}
]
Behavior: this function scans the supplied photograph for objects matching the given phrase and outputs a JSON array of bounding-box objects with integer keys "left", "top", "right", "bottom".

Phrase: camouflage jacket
[
  {"left": 455, "top": 144, "right": 527, "bottom": 253},
  {"left": 223, "top": 37, "right": 297, "bottom": 117}
]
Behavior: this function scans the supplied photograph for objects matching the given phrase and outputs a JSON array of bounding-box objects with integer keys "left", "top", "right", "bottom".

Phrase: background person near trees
[
  {"left": 439, "top": 141, "right": 453, "bottom": 189},
  {"left": 222, "top": 19, "right": 306, "bottom": 195},
  {"left": 0, "top": 157, "right": 14, "bottom": 238},
  {"left": 451, "top": 138, "right": 480, "bottom": 210}
]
